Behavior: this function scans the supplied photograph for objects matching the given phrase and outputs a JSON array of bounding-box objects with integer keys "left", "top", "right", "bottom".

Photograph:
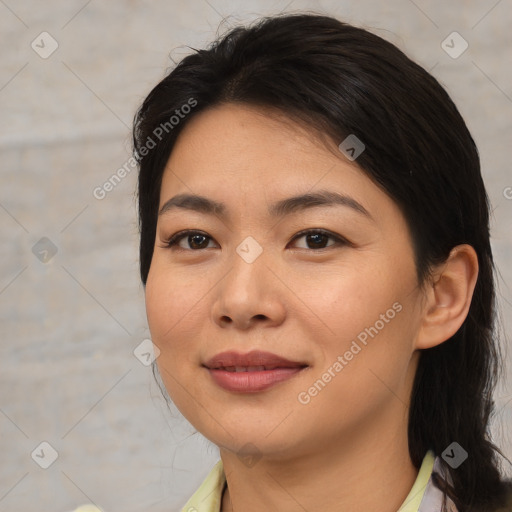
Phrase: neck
[{"left": 220, "top": 398, "right": 419, "bottom": 512}]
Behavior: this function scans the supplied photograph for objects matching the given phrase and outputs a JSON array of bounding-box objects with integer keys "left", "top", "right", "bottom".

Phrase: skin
[{"left": 145, "top": 103, "right": 478, "bottom": 512}]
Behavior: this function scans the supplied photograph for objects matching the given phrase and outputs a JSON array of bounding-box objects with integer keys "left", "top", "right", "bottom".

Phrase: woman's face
[{"left": 145, "top": 103, "right": 426, "bottom": 461}]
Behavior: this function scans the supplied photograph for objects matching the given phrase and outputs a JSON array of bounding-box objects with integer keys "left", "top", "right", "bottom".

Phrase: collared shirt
[
  {"left": 180, "top": 449, "right": 457, "bottom": 512},
  {"left": 68, "top": 450, "right": 512, "bottom": 512}
]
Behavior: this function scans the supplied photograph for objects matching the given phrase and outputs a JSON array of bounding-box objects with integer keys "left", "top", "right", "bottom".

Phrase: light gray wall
[{"left": 1, "top": 1, "right": 511, "bottom": 511}]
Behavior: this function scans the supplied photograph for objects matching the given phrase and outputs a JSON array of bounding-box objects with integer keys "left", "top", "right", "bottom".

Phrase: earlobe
[{"left": 415, "top": 244, "right": 479, "bottom": 350}]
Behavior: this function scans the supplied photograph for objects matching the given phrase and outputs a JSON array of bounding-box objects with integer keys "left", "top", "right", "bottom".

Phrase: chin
[{"left": 204, "top": 421, "right": 301, "bottom": 458}]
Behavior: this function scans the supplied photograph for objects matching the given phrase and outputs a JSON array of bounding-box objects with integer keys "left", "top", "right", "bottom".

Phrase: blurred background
[{"left": 1, "top": 1, "right": 511, "bottom": 511}]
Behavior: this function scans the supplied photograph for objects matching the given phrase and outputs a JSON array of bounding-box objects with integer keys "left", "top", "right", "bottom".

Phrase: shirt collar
[{"left": 180, "top": 449, "right": 454, "bottom": 512}]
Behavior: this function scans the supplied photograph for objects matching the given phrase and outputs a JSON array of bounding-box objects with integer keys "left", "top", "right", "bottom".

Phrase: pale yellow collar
[{"left": 180, "top": 450, "right": 436, "bottom": 512}]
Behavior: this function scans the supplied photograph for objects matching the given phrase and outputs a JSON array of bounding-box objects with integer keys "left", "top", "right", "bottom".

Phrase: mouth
[
  {"left": 214, "top": 365, "right": 293, "bottom": 372},
  {"left": 203, "top": 350, "right": 309, "bottom": 393}
]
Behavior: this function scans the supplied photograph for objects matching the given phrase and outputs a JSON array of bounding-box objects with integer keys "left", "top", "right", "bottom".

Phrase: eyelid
[
  {"left": 160, "top": 228, "right": 351, "bottom": 251},
  {"left": 160, "top": 229, "right": 217, "bottom": 250},
  {"left": 289, "top": 228, "right": 351, "bottom": 249}
]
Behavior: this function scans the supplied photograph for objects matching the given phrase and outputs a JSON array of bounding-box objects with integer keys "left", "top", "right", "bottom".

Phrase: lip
[
  {"left": 204, "top": 350, "right": 306, "bottom": 369},
  {"left": 203, "top": 350, "right": 308, "bottom": 393}
]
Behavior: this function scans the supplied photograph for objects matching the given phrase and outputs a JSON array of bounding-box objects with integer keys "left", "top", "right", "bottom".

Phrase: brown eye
[
  {"left": 290, "top": 229, "right": 347, "bottom": 250},
  {"left": 164, "top": 230, "right": 216, "bottom": 250},
  {"left": 162, "top": 228, "right": 348, "bottom": 252}
]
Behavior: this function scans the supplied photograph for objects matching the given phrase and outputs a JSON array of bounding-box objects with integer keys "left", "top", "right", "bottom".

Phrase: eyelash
[{"left": 161, "top": 229, "right": 350, "bottom": 252}]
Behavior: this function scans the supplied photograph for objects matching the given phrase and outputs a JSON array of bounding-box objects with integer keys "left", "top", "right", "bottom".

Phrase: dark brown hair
[{"left": 133, "top": 12, "right": 512, "bottom": 511}]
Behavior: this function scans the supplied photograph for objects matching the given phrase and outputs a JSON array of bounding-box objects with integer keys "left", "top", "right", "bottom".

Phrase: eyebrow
[{"left": 158, "top": 189, "right": 372, "bottom": 220}]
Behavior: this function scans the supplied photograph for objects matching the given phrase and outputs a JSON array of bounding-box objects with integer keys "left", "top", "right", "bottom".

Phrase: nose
[{"left": 211, "top": 245, "right": 286, "bottom": 331}]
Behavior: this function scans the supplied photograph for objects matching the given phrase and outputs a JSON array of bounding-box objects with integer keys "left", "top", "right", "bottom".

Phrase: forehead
[
  {"left": 158, "top": 103, "right": 398, "bottom": 224},
  {"left": 163, "top": 104, "right": 355, "bottom": 185}
]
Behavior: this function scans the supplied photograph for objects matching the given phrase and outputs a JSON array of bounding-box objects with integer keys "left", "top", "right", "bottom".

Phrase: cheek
[
  {"left": 145, "top": 261, "right": 210, "bottom": 388},
  {"left": 145, "top": 268, "right": 173, "bottom": 341},
  {"left": 145, "top": 267, "right": 201, "bottom": 416},
  {"left": 292, "top": 264, "right": 405, "bottom": 342},
  {"left": 145, "top": 260, "right": 201, "bottom": 344},
  {"left": 291, "top": 260, "right": 418, "bottom": 399}
]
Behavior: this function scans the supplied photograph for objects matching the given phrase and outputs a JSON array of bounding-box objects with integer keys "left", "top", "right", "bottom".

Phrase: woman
[{"left": 75, "top": 12, "right": 512, "bottom": 512}]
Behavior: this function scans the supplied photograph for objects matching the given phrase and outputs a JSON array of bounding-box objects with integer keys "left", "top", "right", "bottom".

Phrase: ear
[{"left": 415, "top": 244, "right": 479, "bottom": 350}]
